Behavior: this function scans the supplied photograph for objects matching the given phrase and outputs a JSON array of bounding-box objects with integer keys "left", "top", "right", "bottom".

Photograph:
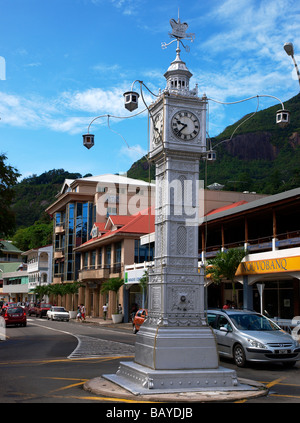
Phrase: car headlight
[{"left": 247, "top": 338, "right": 267, "bottom": 349}]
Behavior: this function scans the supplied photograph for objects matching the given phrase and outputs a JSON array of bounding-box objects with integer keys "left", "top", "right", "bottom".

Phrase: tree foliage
[
  {"left": 0, "top": 154, "right": 20, "bottom": 237},
  {"left": 207, "top": 248, "right": 247, "bottom": 303},
  {"left": 12, "top": 221, "right": 53, "bottom": 251},
  {"left": 101, "top": 277, "right": 124, "bottom": 314},
  {"left": 12, "top": 169, "right": 82, "bottom": 228},
  {"left": 33, "top": 282, "right": 82, "bottom": 311}
]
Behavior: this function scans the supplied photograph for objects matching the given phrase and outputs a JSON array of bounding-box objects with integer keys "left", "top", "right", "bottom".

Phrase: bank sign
[
  {"left": 236, "top": 256, "right": 300, "bottom": 276},
  {"left": 124, "top": 267, "right": 146, "bottom": 284}
]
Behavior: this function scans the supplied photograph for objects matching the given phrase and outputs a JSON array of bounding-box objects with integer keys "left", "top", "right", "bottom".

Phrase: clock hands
[
  {"left": 174, "top": 118, "right": 186, "bottom": 126},
  {"left": 176, "top": 123, "right": 187, "bottom": 135}
]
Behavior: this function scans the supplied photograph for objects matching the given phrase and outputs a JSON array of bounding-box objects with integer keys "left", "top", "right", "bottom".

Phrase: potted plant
[{"left": 100, "top": 277, "right": 124, "bottom": 323}]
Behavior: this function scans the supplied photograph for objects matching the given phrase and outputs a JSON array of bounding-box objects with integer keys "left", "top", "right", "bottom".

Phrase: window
[
  {"left": 217, "top": 315, "right": 232, "bottom": 332},
  {"left": 106, "top": 246, "right": 111, "bottom": 268},
  {"left": 207, "top": 313, "right": 217, "bottom": 329},
  {"left": 98, "top": 248, "right": 102, "bottom": 268},
  {"left": 91, "top": 250, "right": 96, "bottom": 268},
  {"left": 84, "top": 252, "right": 88, "bottom": 268},
  {"left": 134, "top": 240, "right": 154, "bottom": 263}
]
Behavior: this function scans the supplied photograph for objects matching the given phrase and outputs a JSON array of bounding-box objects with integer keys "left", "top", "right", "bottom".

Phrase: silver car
[{"left": 207, "top": 309, "right": 300, "bottom": 367}]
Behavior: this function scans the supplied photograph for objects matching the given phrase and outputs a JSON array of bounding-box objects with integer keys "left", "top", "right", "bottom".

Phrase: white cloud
[{"left": 120, "top": 143, "right": 148, "bottom": 162}]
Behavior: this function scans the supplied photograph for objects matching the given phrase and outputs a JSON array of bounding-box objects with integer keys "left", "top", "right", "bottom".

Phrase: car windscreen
[
  {"left": 52, "top": 307, "right": 66, "bottom": 312},
  {"left": 229, "top": 314, "right": 280, "bottom": 331},
  {"left": 41, "top": 304, "right": 51, "bottom": 308},
  {"left": 7, "top": 307, "right": 24, "bottom": 314}
]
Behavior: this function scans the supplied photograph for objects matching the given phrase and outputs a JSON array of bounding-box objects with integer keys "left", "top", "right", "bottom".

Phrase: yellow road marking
[
  {"left": 49, "top": 381, "right": 87, "bottom": 393},
  {"left": 0, "top": 355, "right": 133, "bottom": 366},
  {"left": 270, "top": 394, "right": 300, "bottom": 399},
  {"left": 264, "top": 377, "right": 286, "bottom": 388}
]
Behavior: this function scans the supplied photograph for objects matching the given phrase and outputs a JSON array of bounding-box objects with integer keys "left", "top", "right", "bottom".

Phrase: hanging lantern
[
  {"left": 276, "top": 109, "right": 290, "bottom": 128},
  {"left": 123, "top": 91, "right": 139, "bottom": 111},
  {"left": 206, "top": 150, "right": 216, "bottom": 161},
  {"left": 82, "top": 133, "right": 95, "bottom": 149}
]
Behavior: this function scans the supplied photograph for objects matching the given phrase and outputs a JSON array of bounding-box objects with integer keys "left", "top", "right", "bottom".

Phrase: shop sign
[
  {"left": 236, "top": 256, "right": 300, "bottom": 276},
  {"left": 125, "top": 268, "right": 146, "bottom": 285}
]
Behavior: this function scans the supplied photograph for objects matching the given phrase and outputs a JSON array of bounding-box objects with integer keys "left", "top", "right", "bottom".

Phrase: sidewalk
[{"left": 74, "top": 315, "right": 133, "bottom": 331}]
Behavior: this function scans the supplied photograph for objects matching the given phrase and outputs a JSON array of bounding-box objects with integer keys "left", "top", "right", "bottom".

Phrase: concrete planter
[
  {"left": 69, "top": 311, "right": 77, "bottom": 319},
  {"left": 111, "top": 313, "right": 124, "bottom": 324}
]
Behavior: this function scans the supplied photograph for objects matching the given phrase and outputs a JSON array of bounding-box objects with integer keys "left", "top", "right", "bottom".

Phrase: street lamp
[{"left": 284, "top": 42, "right": 300, "bottom": 89}]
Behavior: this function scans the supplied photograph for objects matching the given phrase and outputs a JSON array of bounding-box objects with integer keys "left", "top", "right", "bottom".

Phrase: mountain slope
[
  {"left": 127, "top": 93, "right": 300, "bottom": 194},
  {"left": 12, "top": 169, "right": 83, "bottom": 228}
]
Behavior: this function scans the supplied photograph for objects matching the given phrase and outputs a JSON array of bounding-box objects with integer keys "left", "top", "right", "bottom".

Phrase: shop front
[
  {"left": 236, "top": 249, "right": 300, "bottom": 319},
  {"left": 123, "top": 263, "right": 149, "bottom": 322}
]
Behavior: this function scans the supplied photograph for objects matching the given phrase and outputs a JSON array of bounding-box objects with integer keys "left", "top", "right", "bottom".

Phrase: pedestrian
[
  {"left": 81, "top": 303, "right": 86, "bottom": 321},
  {"left": 118, "top": 304, "right": 122, "bottom": 314},
  {"left": 103, "top": 303, "right": 108, "bottom": 320},
  {"left": 76, "top": 305, "right": 82, "bottom": 322}
]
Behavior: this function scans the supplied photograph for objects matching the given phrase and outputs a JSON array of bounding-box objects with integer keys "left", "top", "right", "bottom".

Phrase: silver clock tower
[{"left": 105, "top": 16, "right": 241, "bottom": 394}]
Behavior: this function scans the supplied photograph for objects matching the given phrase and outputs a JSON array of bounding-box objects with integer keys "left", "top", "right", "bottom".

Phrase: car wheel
[
  {"left": 23, "top": 322, "right": 27, "bottom": 327},
  {"left": 133, "top": 325, "right": 138, "bottom": 334},
  {"left": 233, "top": 344, "right": 247, "bottom": 367}
]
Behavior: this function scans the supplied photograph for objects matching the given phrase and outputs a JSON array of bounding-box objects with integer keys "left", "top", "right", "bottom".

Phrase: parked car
[
  {"left": 47, "top": 306, "right": 70, "bottom": 322},
  {"left": 207, "top": 309, "right": 300, "bottom": 367},
  {"left": 132, "top": 309, "right": 148, "bottom": 333},
  {"left": 2, "top": 306, "right": 27, "bottom": 327},
  {"left": 28, "top": 303, "right": 52, "bottom": 318}
]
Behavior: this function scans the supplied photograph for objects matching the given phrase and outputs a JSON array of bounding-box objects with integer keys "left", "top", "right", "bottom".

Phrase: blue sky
[{"left": 0, "top": 0, "right": 299, "bottom": 180}]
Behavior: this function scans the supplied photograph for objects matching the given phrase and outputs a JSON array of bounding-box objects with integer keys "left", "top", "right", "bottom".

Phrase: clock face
[
  {"left": 153, "top": 112, "right": 163, "bottom": 144},
  {"left": 171, "top": 110, "right": 200, "bottom": 141}
]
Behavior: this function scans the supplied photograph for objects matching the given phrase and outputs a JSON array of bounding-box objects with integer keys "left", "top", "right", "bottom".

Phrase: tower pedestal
[
  {"left": 104, "top": 324, "right": 240, "bottom": 394},
  {"left": 105, "top": 362, "right": 239, "bottom": 395}
]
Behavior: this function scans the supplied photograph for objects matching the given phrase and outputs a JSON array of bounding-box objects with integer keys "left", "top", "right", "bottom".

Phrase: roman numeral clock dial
[{"left": 171, "top": 110, "right": 200, "bottom": 141}]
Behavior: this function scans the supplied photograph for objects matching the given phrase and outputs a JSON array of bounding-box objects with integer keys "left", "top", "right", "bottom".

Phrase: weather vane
[{"left": 161, "top": 10, "right": 195, "bottom": 52}]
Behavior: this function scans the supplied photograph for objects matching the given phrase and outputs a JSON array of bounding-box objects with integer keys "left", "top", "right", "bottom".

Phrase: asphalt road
[{"left": 0, "top": 317, "right": 300, "bottom": 406}]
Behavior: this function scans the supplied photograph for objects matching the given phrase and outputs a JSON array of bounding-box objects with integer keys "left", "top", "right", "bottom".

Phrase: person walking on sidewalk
[
  {"left": 103, "top": 303, "right": 108, "bottom": 320},
  {"left": 76, "top": 305, "right": 82, "bottom": 322},
  {"left": 80, "top": 304, "right": 86, "bottom": 321}
]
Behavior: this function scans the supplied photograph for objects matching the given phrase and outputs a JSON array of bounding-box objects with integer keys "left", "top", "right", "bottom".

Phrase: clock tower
[{"left": 105, "top": 16, "right": 239, "bottom": 394}]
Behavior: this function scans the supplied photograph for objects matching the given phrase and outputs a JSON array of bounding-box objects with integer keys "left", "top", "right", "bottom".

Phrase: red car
[
  {"left": 132, "top": 309, "right": 148, "bottom": 333},
  {"left": 28, "top": 302, "right": 52, "bottom": 318},
  {"left": 2, "top": 306, "right": 27, "bottom": 327}
]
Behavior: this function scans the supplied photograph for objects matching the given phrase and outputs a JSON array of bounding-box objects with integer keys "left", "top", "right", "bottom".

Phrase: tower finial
[{"left": 161, "top": 14, "right": 195, "bottom": 53}]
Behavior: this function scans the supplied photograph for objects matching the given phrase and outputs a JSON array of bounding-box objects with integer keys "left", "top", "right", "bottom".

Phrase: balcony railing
[
  {"left": 202, "top": 231, "right": 300, "bottom": 258},
  {"left": 78, "top": 263, "right": 123, "bottom": 281}
]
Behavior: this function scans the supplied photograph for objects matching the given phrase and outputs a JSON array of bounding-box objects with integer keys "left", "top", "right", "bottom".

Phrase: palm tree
[
  {"left": 49, "top": 283, "right": 68, "bottom": 305},
  {"left": 100, "top": 277, "right": 124, "bottom": 314},
  {"left": 33, "top": 284, "right": 51, "bottom": 302},
  {"left": 64, "top": 281, "right": 82, "bottom": 311},
  {"left": 207, "top": 248, "right": 247, "bottom": 305}
]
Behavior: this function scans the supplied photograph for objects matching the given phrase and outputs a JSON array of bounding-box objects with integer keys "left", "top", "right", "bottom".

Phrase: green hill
[
  {"left": 12, "top": 169, "right": 83, "bottom": 228},
  {"left": 127, "top": 93, "right": 300, "bottom": 194}
]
